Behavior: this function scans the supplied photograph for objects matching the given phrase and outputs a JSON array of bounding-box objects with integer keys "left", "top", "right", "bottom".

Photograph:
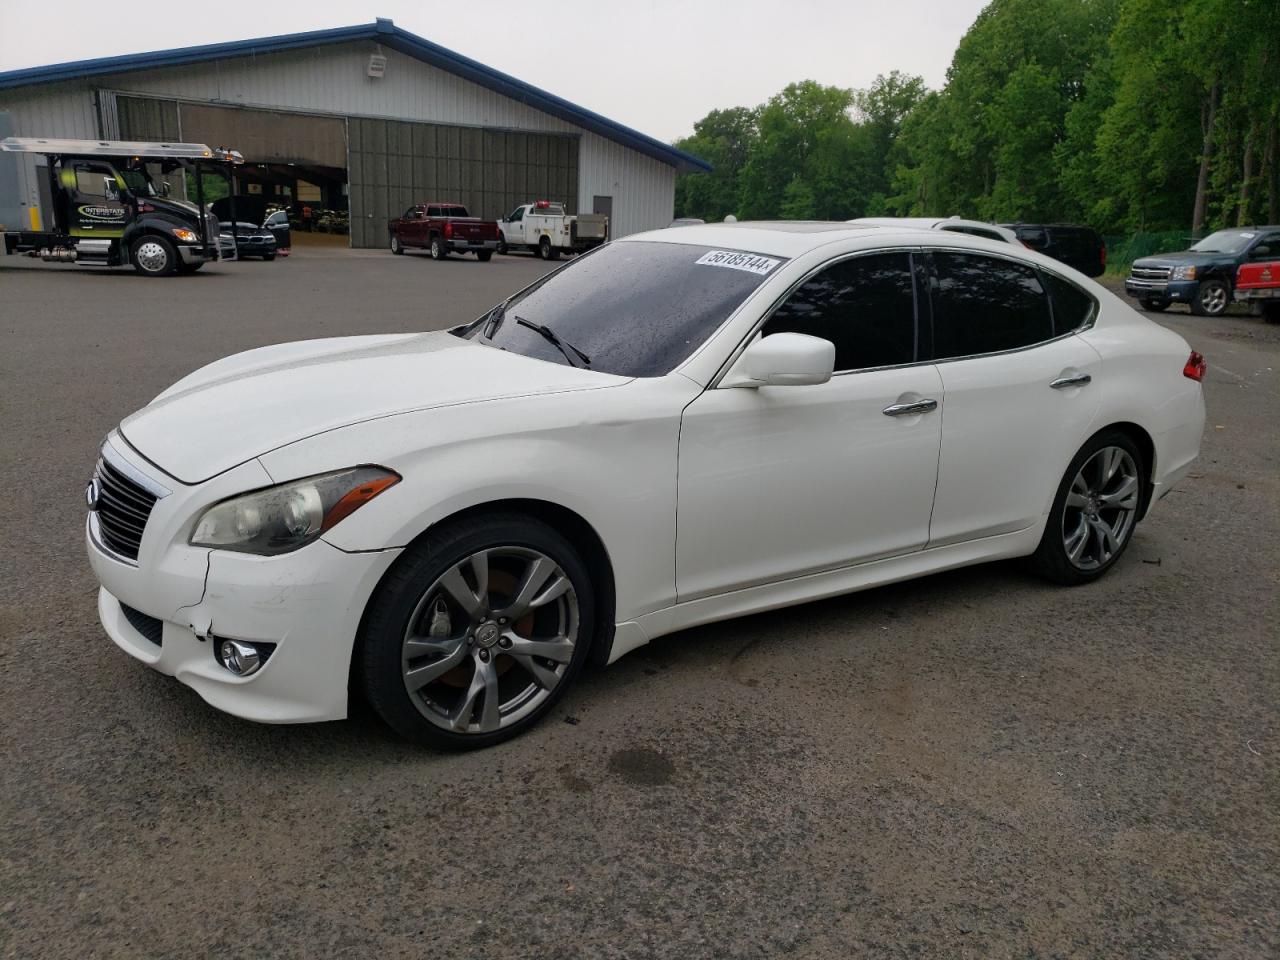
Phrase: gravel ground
[{"left": 1, "top": 250, "right": 1276, "bottom": 959}]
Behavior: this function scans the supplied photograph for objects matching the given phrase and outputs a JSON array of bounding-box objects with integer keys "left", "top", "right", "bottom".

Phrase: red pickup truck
[
  {"left": 388, "top": 202, "right": 500, "bottom": 261},
  {"left": 1235, "top": 260, "right": 1280, "bottom": 322}
]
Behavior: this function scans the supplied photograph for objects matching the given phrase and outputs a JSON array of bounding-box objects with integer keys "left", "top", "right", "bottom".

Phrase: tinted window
[
  {"left": 468, "top": 242, "right": 785, "bottom": 377},
  {"left": 445, "top": 206, "right": 469, "bottom": 218},
  {"left": 426, "top": 206, "right": 440, "bottom": 217},
  {"left": 1042, "top": 271, "right": 1095, "bottom": 333},
  {"left": 930, "top": 252, "right": 1053, "bottom": 358},
  {"left": 1015, "top": 226, "right": 1048, "bottom": 248},
  {"left": 762, "top": 253, "right": 917, "bottom": 370},
  {"left": 1251, "top": 232, "right": 1280, "bottom": 257}
]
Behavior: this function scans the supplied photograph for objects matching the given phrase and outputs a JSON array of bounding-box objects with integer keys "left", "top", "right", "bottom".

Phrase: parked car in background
[
  {"left": 498, "top": 201, "right": 609, "bottom": 259},
  {"left": 1125, "top": 226, "right": 1280, "bottom": 316},
  {"left": 388, "top": 203, "right": 499, "bottom": 260},
  {"left": 218, "top": 221, "right": 277, "bottom": 261},
  {"left": 1235, "top": 258, "right": 1280, "bottom": 322},
  {"left": 1002, "top": 223, "right": 1106, "bottom": 277},
  {"left": 85, "top": 221, "right": 1205, "bottom": 748},
  {"left": 850, "top": 217, "right": 1020, "bottom": 245},
  {"left": 262, "top": 210, "right": 291, "bottom": 255}
]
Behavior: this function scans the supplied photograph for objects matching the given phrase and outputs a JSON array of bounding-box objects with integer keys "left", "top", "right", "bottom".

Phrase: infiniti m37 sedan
[{"left": 86, "top": 222, "right": 1205, "bottom": 747}]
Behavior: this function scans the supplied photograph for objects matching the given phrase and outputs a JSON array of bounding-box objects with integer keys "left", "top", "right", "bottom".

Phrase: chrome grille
[
  {"left": 94, "top": 455, "right": 158, "bottom": 561},
  {"left": 1131, "top": 265, "right": 1172, "bottom": 281}
]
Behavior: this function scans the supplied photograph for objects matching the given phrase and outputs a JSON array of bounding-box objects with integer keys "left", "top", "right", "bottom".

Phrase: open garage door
[{"left": 348, "top": 118, "right": 578, "bottom": 249}]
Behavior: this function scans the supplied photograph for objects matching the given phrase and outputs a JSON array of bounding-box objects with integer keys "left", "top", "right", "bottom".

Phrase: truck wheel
[
  {"left": 131, "top": 236, "right": 178, "bottom": 277},
  {"left": 1139, "top": 298, "right": 1170, "bottom": 313},
  {"left": 539, "top": 236, "right": 559, "bottom": 261},
  {"left": 390, "top": 234, "right": 404, "bottom": 255},
  {"left": 477, "top": 251, "right": 493, "bottom": 262},
  {"left": 496, "top": 234, "right": 507, "bottom": 255},
  {"left": 1263, "top": 303, "right": 1280, "bottom": 325},
  {"left": 1191, "top": 279, "right": 1229, "bottom": 317},
  {"left": 430, "top": 236, "right": 448, "bottom": 260}
]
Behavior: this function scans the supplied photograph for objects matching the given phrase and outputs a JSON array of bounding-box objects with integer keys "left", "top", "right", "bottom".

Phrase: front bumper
[
  {"left": 86, "top": 436, "right": 402, "bottom": 724},
  {"left": 177, "top": 243, "right": 216, "bottom": 266},
  {"left": 1124, "top": 277, "right": 1198, "bottom": 302},
  {"left": 449, "top": 238, "right": 499, "bottom": 251}
]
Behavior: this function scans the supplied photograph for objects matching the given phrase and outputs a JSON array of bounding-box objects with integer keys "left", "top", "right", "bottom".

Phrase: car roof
[{"left": 623, "top": 220, "right": 1021, "bottom": 259}]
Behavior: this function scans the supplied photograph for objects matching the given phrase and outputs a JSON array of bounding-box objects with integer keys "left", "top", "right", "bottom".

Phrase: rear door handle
[
  {"left": 1050, "top": 374, "right": 1092, "bottom": 389},
  {"left": 882, "top": 399, "right": 939, "bottom": 417}
]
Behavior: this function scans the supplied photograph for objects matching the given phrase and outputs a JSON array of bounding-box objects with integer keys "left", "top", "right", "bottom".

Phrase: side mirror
[
  {"left": 723, "top": 332, "right": 835, "bottom": 388},
  {"left": 103, "top": 177, "right": 119, "bottom": 199}
]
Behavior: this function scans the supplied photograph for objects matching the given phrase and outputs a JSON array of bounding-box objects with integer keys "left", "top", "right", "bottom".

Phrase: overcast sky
[{"left": 0, "top": 0, "right": 988, "bottom": 143}]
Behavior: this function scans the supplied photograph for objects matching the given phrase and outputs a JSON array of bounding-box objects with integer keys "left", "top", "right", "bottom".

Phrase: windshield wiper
[{"left": 515, "top": 316, "right": 591, "bottom": 368}]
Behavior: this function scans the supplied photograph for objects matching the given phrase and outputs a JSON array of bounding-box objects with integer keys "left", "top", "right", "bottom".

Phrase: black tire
[
  {"left": 1191, "top": 278, "right": 1230, "bottom": 316},
  {"left": 130, "top": 235, "right": 178, "bottom": 277},
  {"left": 477, "top": 250, "right": 493, "bottom": 262},
  {"left": 1262, "top": 302, "right": 1280, "bottom": 324},
  {"left": 263, "top": 253, "right": 276, "bottom": 262},
  {"left": 390, "top": 234, "right": 404, "bottom": 255},
  {"left": 496, "top": 234, "right": 508, "bottom": 255},
  {"left": 359, "top": 513, "right": 596, "bottom": 749},
  {"left": 1028, "top": 428, "right": 1146, "bottom": 585},
  {"left": 430, "top": 236, "right": 448, "bottom": 260},
  {"left": 539, "top": 236, "right": 559, "bottom": 261},
  {"left": 1139, "top": 298, "right": 1170, "bottom": 313}
]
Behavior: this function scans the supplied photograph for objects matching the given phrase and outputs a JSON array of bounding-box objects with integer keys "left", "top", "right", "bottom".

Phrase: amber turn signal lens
[{"left": 321, "top": 473, "right": 400, "bottom": 532}]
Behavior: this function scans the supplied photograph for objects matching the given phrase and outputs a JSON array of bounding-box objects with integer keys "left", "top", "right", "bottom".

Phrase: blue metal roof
[{"left": 0, "top": 18, "right": 711, "bottom": 173}]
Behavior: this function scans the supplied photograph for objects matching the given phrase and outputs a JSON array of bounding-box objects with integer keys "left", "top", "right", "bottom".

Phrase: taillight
[
  {"left": 444, "top": 221, "right": 453, "bottom": 239},
  {"left": 1183, "top": 350, "right": 1206, "bottom": 382}
]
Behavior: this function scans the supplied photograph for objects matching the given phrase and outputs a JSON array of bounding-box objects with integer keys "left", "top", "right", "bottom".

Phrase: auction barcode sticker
[{"left": 695, "top": 250, "right": 781, "bottom": 276}]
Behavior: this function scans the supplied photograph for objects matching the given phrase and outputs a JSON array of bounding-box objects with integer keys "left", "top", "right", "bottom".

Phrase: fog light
[{"left": 219, "top": 639, "right": 262, "bottom": 677}]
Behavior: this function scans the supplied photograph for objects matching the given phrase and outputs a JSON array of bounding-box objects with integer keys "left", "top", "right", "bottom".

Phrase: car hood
[
  {"left": 1132, "top": 250, "right": 1226, "bottom": 269},
  {"left": 121, "top": 332, "right": 628, "bottom": 484}
]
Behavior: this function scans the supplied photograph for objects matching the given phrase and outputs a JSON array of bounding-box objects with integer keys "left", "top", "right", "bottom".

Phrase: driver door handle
[
  {"left": 1050, "top": 373, "right": 1092, "bottom": 389},
  {"left": 882, "top": 398, "right": 939, "bottom": 417}
]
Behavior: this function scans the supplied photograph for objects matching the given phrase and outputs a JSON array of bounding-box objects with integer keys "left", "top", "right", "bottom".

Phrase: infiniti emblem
[{"left": 85, "top": 477, "right": 102, "bottom": 511}]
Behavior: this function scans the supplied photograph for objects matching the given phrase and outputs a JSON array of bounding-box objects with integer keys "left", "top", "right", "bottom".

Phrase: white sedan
[{"left": 86, "top": 222, "right": 1206, "bottom": 747}]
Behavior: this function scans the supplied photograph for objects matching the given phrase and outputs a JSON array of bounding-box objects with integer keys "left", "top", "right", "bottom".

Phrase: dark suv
[
  {"left": 1001, "top": 223, "right": 1107, "bottom": 277},
  {"left": 1125, "top": 226, "right": 1280, "bottom": 316}
]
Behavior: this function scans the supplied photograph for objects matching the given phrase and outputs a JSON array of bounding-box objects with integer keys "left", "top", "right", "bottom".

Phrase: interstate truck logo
[{"left": 77, "top": 205, "right": 127, "bottom": 221}]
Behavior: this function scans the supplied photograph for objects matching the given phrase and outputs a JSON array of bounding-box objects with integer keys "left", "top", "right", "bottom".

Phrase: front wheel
[
  {"left": 359, "top": 514, "right": 595, "bottom": 749},
  {"left": 1139, "top": 298, "right": 1170, "bottom": 313},
  {"left": 390, "top": 234, "right": 404, "bottom": 255},
  {"left": 1191, "top": 279, "right": 1230, "bottom": 316},
  {"left": 1028, "top": 430, "right": 1145, "bottom": 585},
  {"left": 430, "top": 236, "right": 448, "bottom": 260},
  {"left": 496, "top": 234, "right": 508, "bottom": 255},
  {"left": 130, "top": 236, "right": 178, "bottom": 277}
]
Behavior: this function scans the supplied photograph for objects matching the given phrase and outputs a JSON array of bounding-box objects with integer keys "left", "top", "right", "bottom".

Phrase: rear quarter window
[{"left": 1042, "top": 271, "right": 1097, "bottom": 334}]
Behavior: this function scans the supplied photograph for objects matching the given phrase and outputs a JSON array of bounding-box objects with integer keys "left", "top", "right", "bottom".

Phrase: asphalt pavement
[{"left": 1, "top": 246, "right": 1276, "bottom": 959}]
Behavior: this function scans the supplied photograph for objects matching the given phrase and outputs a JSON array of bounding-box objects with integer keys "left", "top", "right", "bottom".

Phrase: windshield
[
  {"left": 460, "top": 241, "right": 785, "bottom": 377},
  {"left": 1191, "top": 230, "right": 1255, "bottom": 254},
  {"left": 118, "top": 166, "right": 158, "bottom": 197}
]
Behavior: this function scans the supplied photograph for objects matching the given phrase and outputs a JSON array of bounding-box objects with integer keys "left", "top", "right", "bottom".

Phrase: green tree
[{"left": 673, "top": 107, "right": 758, "bottom": 222}]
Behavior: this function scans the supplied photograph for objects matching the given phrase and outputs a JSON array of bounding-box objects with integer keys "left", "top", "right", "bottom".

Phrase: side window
[
  {"left": 1252, "top": 232, "right": 1280, "bottom": 258},
  {"left": 761, "top": 252, "right": 917, "bottom": 371},
  {"left": 1017, "top": 226, "right": 1048, "bottom": 248},
  {"left": 1042, "top": 271, "right": 1096, "bottom": 333},
  {"left": 74, "top": 163, "right": 117, "bottom": 198},
  {"left": 426, "top": 205, "right": 440, "bottom": 217},
  {"left": 930, "top": 252, "right": 1053, "bottom": 359},
  {"left": 509, "top": 207, "right": 524, "bottom": 222}
]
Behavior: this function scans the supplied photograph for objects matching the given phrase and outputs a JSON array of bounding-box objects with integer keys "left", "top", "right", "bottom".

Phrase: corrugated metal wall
[
  {"left": 348, "top": 117, "right": 577, "bottom": 247},
  {"left": 0, "top": 39, "right": 680, "bottom": 240}
]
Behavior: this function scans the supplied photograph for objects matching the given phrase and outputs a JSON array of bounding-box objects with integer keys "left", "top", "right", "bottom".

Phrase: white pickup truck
[{"left": 497, "top": 201, "right": 609, "bottom": 260}]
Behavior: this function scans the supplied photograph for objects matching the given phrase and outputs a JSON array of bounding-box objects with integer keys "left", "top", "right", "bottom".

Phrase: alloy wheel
[
  {"left": 400, "top": 546, "right": 578, "bottom": 734},
  {"left": 1061, "top": 446, "right": 1140, "bottom": 571},
  {"left": 1199, "top": 282, "right": 1228, "bottom": 315}
]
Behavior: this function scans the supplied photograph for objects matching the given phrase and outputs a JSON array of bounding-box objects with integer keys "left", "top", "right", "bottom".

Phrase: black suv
[
  {"left": 1125, "top": 226, "right": 1280, "bottom": 316},
  {"left": 1001, "top": 223, "right": 1107, "bottom": 277}
]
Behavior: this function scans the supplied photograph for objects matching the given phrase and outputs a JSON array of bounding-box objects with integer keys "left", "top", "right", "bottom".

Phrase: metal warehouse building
[{"left": 0, "top": 18, "right": 708, "bottom": 247}]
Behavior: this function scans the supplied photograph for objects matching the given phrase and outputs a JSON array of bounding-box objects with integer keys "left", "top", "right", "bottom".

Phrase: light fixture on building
[{"left": 367, "top": 53, "right": 387, "bottom": 79}]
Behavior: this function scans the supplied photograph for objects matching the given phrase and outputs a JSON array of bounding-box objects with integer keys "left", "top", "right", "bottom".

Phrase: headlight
[
  {"left": 190, "top": 467, "right": 400, "bottom": 555},
  {"left": 1172, "top": 265, "right": 1197, "bottom": 280},
  {"left": 172, "top": 228, "right": 199, "bottom": 243}
]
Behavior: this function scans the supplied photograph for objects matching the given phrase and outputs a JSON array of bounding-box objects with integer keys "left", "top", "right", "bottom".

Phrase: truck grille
[
  {"left": 1131, "top": 265, "right": 1172, "bottom": 282},
  {"left": 94, "top": 455, "right": 159, "bottom": 561}
]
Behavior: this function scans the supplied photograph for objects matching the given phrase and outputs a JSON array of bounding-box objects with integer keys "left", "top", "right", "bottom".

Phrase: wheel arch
[
  {"left": 1092, "top": 420, "right": 1156, "bottom": 518},
  {"left": 350, "top": 496, "right": 618, "bottom": 703}
]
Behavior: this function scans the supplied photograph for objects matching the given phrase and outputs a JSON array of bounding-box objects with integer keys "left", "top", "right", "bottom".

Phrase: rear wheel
[
  {"left": 1029, "top": 429, "right": 1145, "bottom": 585},
  {"left": 1191, "top": 279, "right": 1230, "bottom": 316},
  {"left": 430, "top": 236, "right": 448, "bottom": 260},
  {"left": 539, "top": 236, "right": 559, "bottom": 261},
  {"left": 390, "top": 234, "right": 404, "bottom": 255},
  {"left": 1139, "top": 297, "right": 1170, "bottom": 312},
  {"left": 130, "top": 236, "right": 178, "bottom": 277},
  {"left": 360, "top": 514, "right": 595, "bottom": 749},
  {"left": 477, "top": 250, "right": 493, "bottom": 262}
]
